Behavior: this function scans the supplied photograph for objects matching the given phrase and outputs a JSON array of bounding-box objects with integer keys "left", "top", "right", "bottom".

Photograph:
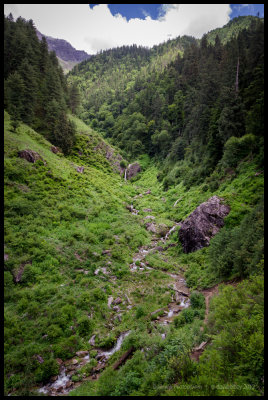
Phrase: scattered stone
[
  {"left": 179, "top": 196, "right": 230, "bottom": 253},
  {"left": 144, "top": 189, "right": 151, "bottom": 195},
  {"left": 74, "top": 252, "right": 83, "bottom": 262},
  {"left": 76, "top": 351, "right": 88, "bottom": 357},
  {"left": 18, "top": 149, "right": 43, "bottom": 163},
  {"left": 154, "top": 246, "right": 164, "bottom": 252},
  {"left": 112, "top": 297, "right": 122, "bottom": 305},
  {"left": 51, "top": 146, "right": 61, "bottom": 154},
  {"left": 124, "top": 293, "right": 132, "bottom": 304},
  {"left": 145, "top": 222, "right": 158, "bottom": 234},
  {"left": 143, "top": 208, "right": 152, "bottom": 212},
  {"left": 107, "top": 296, "right": 113, "bottom": 309},
  {"left": 56, "top": 358, "right": 63, "bottom": 365},
  {"left": 102, "top": 249, "right": 112, "bottom": 256},
  {"left": 76, "top": 166, "right": 84, "bottom": 173},
  {"left": 144, "top": 215, "right": 155, "bottom": 220},
  {"left": 89, "top": 334, "right": 96, "bottom": 346},
  {"left": 72, "top": 359, "right": 79, "bottom": 365},
  {"left": 35, "top": 355, "right": 44, "bottom": 364},
  {"left": 113, "top": 305, "right": 120, "bottom": 312},
  {"left": 116, "top": 314, "right": 122, "bottom": 322}
]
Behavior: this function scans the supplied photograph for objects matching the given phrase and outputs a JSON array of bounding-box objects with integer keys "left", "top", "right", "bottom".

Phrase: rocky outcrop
[
  {"left": 126, "top": 163, "right": 141, "bottom": 180},
  {"left": 18, "top": 149, "right": 43, "bottom": 163},
  {"left": 179, "top": 196, "right": 230, "bottom": 253}
]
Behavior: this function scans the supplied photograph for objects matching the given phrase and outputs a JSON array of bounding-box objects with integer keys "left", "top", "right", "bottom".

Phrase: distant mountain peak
[{"left": 36, "top": 30, "right": 91, "bottom": 72}]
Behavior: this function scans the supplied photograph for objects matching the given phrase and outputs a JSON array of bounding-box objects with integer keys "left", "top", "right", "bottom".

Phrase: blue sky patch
[
  {"left": 89, "top": 4, "right": 167, "bottom": 21},
  {"left": 89, "top": 4, "right": 264, "bottom": 21},
  {"left": 229, "top": 4, "right": 264, "bottom": 19}
]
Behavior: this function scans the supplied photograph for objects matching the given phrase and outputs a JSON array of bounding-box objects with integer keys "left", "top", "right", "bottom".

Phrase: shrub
[
  {"left": 190, "top": 291, "right": 205, "bottom": 309},
  {"left": 77, "top": 316, "right": 94, "bottom": 337},
  {"left": 34, "top": 358, "right": 59, "bottom": 383},
  {"left": 221, "top": 134, "right": 257, "bottom": 169}
]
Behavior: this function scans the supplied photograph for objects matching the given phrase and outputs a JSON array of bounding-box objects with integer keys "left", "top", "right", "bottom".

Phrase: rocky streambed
[{"left": 38, "top": 331, "right": 131, "bottom": 396}]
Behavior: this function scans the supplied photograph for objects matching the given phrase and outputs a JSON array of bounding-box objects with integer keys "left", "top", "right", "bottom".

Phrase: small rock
[
  {"left": 35, "top": 355, "right": 44, "bottom": 364},
  {"left": 155, "top": 246, "right": 164, "bottom": 252},
  {"left": 76, "top": 351, "right": 88, "bottom": 357},
  {"left": 144, "top": 189, "right": 151, "bottom": 195},
  {"left": 51, "top": 146, "right": 61, "bottom": 154},
  {"left": 144, "top": 215, "right": 155, "bottom": 219},
  {"left": 102, "top": 249, "right": 112, "bottom": 256},
  {"left": 76, "top": 166, "right": 84, "bottom": 173},
  {"left": 56, "top": 358, "right": 63, "bottom": 365},
  {"left": 18, "top": 149, "right": 43, "bottom": 163},
  {"left": 89, "top": 334, "right": 96, "bottom": 346},
  {"left": 72, "top": 359, "right": 79, "bottom": 365},
  {"left": 117, "top": 314, "right": 122, "bottom": 322},
  {"left": 107, "top": 296, "right": 113, "bottom": 308},
  {"left": 112, "top": 297, "right": 122, "bottom": 305},
  {"left": 143, "top": 208, "right": 152, "bottom": 212},
  {"left": 113, "top": 305, "right": 120, "bottom": 312}
]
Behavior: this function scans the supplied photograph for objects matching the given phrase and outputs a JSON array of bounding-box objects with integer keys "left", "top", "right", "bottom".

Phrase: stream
[
  {"left": 38, "top": 213, "right": 188, "bottom": 395},
  {"left": 38, "top": 331, "right": 131, "bottom": 396}
]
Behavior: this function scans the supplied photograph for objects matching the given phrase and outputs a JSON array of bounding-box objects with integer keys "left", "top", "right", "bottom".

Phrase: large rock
[
  {"left": 18, "top": 149, "right": 43, "bottom": 163},
  {"left": 126, "top": 163, "right": 141, "bottom": 180},
  {"left": 179, "top": 196, "right": 230, "bottom": 253}
]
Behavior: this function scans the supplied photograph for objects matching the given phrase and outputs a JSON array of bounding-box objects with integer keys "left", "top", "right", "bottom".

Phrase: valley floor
[{"left": 4, "top": 113, "right": 264, "bottom": 396}]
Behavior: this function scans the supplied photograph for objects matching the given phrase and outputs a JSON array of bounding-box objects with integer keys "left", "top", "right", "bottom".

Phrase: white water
[
  {"left": 38, "top": 331, "right": 131, "bottom": 395},
  {"left": 100, "top": 331, "right": 131, "bottom": 358},
  {"left": 38, "top": 366, "right": 70, "bottom": 394},
  {"left": 164, "top": 224, "right": 179, "bottom": 241}
]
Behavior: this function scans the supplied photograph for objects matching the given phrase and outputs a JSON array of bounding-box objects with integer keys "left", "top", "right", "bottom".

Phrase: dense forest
[{"left": 4, "top": 13, "right": 263, "bottom": 397}]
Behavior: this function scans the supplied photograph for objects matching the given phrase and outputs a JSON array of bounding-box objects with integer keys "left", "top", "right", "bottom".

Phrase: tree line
[{"left": 4, "top": 13, "right": 80, "bottom": 154}]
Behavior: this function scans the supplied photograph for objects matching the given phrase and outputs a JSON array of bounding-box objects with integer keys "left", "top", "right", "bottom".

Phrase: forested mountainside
[
  {"left": 4, "top": 13, "right": 263, "bottom": 397},
  {"left": 36, "top": 30, "right": 91, "bottom": 73}
]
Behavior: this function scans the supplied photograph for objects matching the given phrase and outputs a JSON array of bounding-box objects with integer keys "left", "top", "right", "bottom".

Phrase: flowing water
[{"left": 38, "top": 331, "right": 131, "bottom": 396}]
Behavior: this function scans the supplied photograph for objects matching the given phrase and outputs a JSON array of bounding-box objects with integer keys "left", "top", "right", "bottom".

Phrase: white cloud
[{"left": 4, "top": 4, "right": 232, "bottom": 54}]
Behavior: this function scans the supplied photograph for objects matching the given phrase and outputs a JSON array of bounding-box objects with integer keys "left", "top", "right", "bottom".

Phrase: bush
[
  {"left": 77, "top": 316, "right": 94, "bottom": 337},
  {"left": 190, "top": 291, "right": 205, "bottom": 309},
  {"left": 35, "top": 358, "right": 59, "bottom": 383},
  {"left": 221, "top": 134, "right": 257, "bottom": 169}
]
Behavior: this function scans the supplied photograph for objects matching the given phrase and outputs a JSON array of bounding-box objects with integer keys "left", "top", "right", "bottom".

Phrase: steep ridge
[{"left": 36, "top": 30, "right": 91, "bottom": 73}]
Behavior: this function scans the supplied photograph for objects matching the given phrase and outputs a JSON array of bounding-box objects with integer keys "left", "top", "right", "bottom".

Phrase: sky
[{"left": 4, "top": 4, "right": 264, "bottom": 55}]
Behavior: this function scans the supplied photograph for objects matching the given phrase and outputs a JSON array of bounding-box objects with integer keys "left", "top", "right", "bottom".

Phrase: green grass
[{"left": 4, "top": 111, "right": 264, "bottom": 396}]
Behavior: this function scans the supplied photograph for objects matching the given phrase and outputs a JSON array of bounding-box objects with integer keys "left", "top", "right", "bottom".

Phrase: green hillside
[{"left": 4, "top": 13, "right": 264, "bottom": 397}]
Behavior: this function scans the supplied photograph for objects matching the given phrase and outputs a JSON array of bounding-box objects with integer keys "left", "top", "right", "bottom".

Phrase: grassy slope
[{"left": 4, "top": 111, "right": 263, "bottom": 396}]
